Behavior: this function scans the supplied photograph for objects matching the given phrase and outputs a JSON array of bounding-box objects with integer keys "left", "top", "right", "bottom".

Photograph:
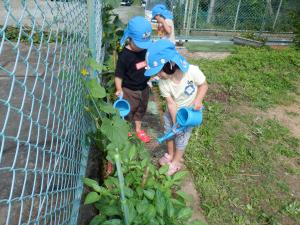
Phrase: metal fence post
[
  {"left": 272, "top": 0, "right": 283, "bottom": 30},
  {"left": 87, "top": 0, "right": 97, "bottom": 78},
  {"left": 193, "top": 0, "right": 199, "bottom": 29},
  {"left": 233, "top": 0, "right": 242, "bottom": 30}
]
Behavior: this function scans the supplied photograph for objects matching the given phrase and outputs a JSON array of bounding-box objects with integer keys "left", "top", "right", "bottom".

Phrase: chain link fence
[
  {"left": 159, "top": 0, "right": 297, "bottom": 38},
  {"left": 0, "top": 0, "right": 102, "bottom": 224}
]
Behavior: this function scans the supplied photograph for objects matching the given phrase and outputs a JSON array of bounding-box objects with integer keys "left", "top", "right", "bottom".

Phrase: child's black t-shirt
[{"left": 115, "top": 47, "right": 150, "bottom": 91}]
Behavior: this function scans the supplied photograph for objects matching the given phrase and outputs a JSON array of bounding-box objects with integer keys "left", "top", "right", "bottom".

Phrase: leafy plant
[
  {"left": 82, "top": 59, "right": 204, "bottom": 225},
  {"left": 290, "top": 9, "right": 300, "bottom": 49}
]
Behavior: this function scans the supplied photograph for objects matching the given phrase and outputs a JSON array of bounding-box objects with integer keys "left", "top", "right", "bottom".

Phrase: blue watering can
[
  {"left": 157, "top": 107, "right": 204, "bottom": 144},
  {"left": 113, "top": 96, "right": 130, "bottom": 119}
]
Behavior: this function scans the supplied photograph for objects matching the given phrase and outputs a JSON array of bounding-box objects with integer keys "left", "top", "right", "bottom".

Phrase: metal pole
[
  {"left": 233, "top": 0, "right": 242, "bottom": 30},
  {"left": 272, "top": 0, "right": 283, "bottom": 30},
  {"left": 194, "top": 0, "right": 199, "bottom": 29},
  {"left": 87, "top": 0, "right": 97, "bottom": 78},
  {"left": 183, "top": 0, "right": 189, "bottom": 31},
  {"left": 186, "top": 0, "right": 194, "bottom": 37},
  {"left": 207, "top": 0, "right": 216, "bottom": 23}
]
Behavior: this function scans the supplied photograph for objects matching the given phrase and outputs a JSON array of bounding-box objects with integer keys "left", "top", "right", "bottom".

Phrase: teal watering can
[
  {"left": 113, "top": 96, "right": 130, "bottom": 119},
  {"left": 157, "top": 107, "right": 204, "bottom": 144}
]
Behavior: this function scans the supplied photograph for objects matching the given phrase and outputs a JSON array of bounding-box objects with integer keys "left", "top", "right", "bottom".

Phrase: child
[
  {"left": 152, "top": 4, "right": 176, "bottom": 44},
  {"left": 145, "top": 39, "right": 208, "bottom": 175},
  {"left": 115, "top": 16, "right": 152, "bottom": 143}
]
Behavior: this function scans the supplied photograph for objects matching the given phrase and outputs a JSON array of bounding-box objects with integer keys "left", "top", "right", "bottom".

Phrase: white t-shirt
[{"left": 158, "top": 65, "right": 206, "bottom": 108}]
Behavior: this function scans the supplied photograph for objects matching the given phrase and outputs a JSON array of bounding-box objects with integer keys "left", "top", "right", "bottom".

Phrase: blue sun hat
[
  {"left": 145, "top": 39, "right": 189, "bottom": 77},
  {"left": 152, "top": 4, "right": 173, "bottom": 20},
  {"left": 120, "top": 16, "right": 152, "bottom": 49}
]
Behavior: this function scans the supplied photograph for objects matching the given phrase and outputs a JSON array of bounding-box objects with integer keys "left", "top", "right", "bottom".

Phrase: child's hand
[
  {"left": 193, "top": 101, "right": 203, "bottom": 111},
  {"left": 115, "top": 89, "right": 123, "bottom": 97},
  {"left": 155, "top": 15, "right": 165, "bottom": 23}
]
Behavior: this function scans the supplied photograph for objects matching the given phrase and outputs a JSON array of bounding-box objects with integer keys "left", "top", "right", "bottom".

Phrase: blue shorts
[{"left": 163, "top": 112, "right": 193, "bottom": 151}]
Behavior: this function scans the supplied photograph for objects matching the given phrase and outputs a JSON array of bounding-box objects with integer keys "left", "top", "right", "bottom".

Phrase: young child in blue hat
[
  {"left": 152, "top": 4, "right": 175, "bottom": 44},
  {"left": 145, "top": 39, "right": 208, "bottom": 175},
  {"left": 115, "top": 16, "right": 152, "bottom": 143}
]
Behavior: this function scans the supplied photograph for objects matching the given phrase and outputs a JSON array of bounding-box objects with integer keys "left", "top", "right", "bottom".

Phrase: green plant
[
  {"left": 290, "top": 9, "right": 300, "bottom": 49},
  {"left": 81, "top": 60, "right": 204, "bottom": 225}
]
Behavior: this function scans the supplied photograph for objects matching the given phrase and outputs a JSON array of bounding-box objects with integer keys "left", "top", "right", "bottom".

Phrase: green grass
[
  {"left": 186, "top": 47, "right": 300, "bottom": 225},
  {"left": 184, "top": 42, "right": 236, "bottom": 52},
  {"left": 190, "top": 47, "right": 300, "bottom": 109}
]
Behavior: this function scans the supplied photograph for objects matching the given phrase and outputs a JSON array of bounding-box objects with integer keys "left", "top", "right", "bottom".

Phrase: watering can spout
[{"left": 157, "top": 126, "right": 185, "bottom": 144}]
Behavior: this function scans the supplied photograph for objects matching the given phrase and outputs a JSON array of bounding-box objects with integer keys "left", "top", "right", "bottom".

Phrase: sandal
[
  {"left": 137, "top": 130, "right": 151, "bottom": 143},
  {"left": 167, "top": 163, "right": 182, "bottom": 176},
  {"left": 159, "top": 153, "right": 172, "bottom": 166}
]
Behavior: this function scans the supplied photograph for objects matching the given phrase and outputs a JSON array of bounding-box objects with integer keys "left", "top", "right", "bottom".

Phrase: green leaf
[
  {"left": 146, "top": 204, "right": 156, "bottom": 220},
  {"left": 166, "top": 200, "right": 175, "bottom": 218},
  {"left": 159, "top": 165, "right": 169, "bottom": 175},
  {"left": 173, "top": 171, "right": 188, "bottom": 181},
  {"left": 83, "top": 178, "right": 109, "bottom": 194},
  {"left": 128, "top": 145, "right": 137, "bottom": 161},
  {"left": 176, "top": 191, "right": 193, "bottom": 202},
  {"left": 136, "top": 187, "right": 143, "bottom": 197},
  {"left": 101, "top": 219, "right": 122, "bottom": 225},
  {"left": 177, "top": 207, "right": 193, "bottom": 220},
  {"left": 155, "top": 190, "right": 166, "bottom": 216},
  {"left": 87, "top": 58, "right": 103, "bottom": 71},
  {"left": 124, "top": 187, "right": 134, "bottom": 198},
  {"left": 170, "top": 198, "right": 186, "bottom": 206},
  {"left": 99, "top": 100, "right": 116, "bottom": 114},
  {"left": 127, "top": 200, "right": 137, "bottom": 224},
  {"left": 143, "top": 189, "right": 155, "bottom": 200},
  {"left": 136, "top": 199, "right": 149, "bottom": 214},
  {"left": 101, "top": 116, "right": 129, "bottom": 146},
  {"left": 86, "top": 79, "right": 106, "bottom": 98},
  {"left": 89, "top": 215, "right": 105, "bottom": 225},
  {"left": 84, "top": 192, "right": 100, "bottom": 204},
  {"left": 83, "top": 178, "right": 99, "bottom": 188},
  {"left": 141, "top": 158, "right": 148, "bottom": 168},
  {"left": 97, "top": 204, "right": 121, "bottom": 217}
]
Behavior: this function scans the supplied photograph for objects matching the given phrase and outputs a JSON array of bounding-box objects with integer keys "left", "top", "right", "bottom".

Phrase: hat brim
[
  {"left": 171, "top": 53, "right": 189, "bottom": 73},
  {"left": 132, "top": 39, "right": 152, "bottom": 49},
  {"left": 144, "top": 64, "right": 164, "bottom": 77}
]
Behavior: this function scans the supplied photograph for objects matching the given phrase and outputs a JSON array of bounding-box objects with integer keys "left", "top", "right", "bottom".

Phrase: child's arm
[
  {"left": 115, "top": 76, "right": 123, "bottom": 96},
  {"left": 193, "top": 80, "right": 208, "bottom": 110},
  {"left": 166, "top": 96, "right": 177, "bottom": 124},
  {"left": 156, "top": 16, "right": 172, "bottom": 35}
]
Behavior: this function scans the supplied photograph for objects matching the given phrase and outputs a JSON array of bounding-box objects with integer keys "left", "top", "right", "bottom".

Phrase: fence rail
[{"left": 0, "top": 0, "right": 102, "bottom": 224}]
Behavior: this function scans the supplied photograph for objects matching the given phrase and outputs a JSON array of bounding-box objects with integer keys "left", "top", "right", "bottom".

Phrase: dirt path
[
  {"left": 177, "top": 47, "right": 231, "bottom": 60},
  {"left": 143, "top": 91, "right": 208, "bottom": 224}
]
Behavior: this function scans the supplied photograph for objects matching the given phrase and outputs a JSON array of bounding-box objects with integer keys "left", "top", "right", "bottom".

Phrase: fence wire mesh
[
  {"left": 160, "top": 0, "right": 296, "bottom": 36},
  {"left": 0, "top": 0, "right": 101, "bottom": 224}
]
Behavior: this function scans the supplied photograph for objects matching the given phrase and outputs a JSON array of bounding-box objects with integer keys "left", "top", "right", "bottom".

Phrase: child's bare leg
[
  {"left": 166, "top": 139, "right": 175, "bottom": 158},
  {"left": 135, "top": 120, "right": 142, "bottom": 133},
  {"left": 172, "top": 149, "right": 184, "bottom": 165}
]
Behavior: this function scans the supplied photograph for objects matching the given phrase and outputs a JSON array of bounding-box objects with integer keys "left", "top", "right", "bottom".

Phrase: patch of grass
[
  {"left": 186, "top": 106, "right": 300, "bottom": 224},
  {"left": 184, "top": 42, "right": 236, "bottom": 52},
  {"left": 186, "top": 47, "right": 300, "bottom": 225},
  {"left": 191, "top": 47, "right": 300, "bottom": 109}
]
